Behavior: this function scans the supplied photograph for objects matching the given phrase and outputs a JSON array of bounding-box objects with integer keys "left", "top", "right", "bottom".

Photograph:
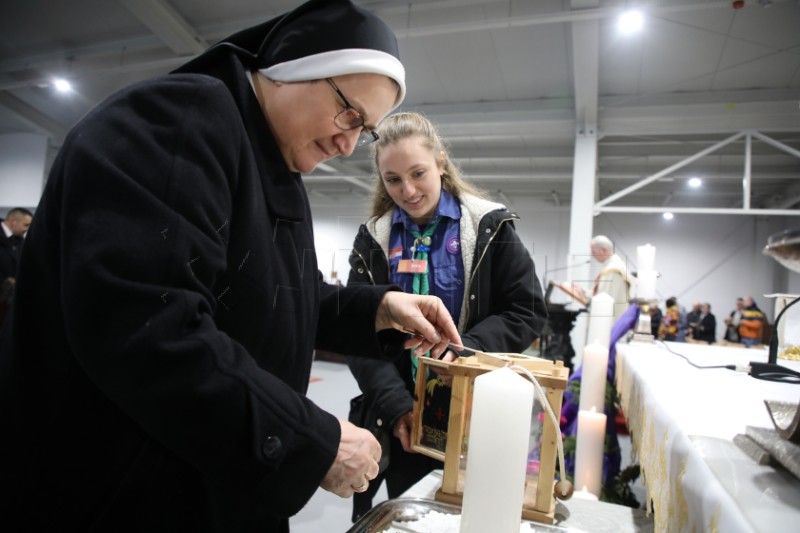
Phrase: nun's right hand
[{"left": 320, "top": 419, "right": 381, "bottom": 498}]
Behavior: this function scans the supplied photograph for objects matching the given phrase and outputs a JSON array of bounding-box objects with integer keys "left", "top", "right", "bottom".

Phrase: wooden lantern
[{"left": 410, "top": 352, "right": 570, "bottom": 524}]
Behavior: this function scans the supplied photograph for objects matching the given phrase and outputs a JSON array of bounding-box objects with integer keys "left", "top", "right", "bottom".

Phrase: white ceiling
[{"left": 1, "top": 0, "right": 799, "bottom": 212}]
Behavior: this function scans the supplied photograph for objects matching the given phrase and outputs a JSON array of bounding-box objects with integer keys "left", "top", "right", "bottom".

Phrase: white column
[{"left": 567, "top": 15, "right": 600, "bottom": 367}]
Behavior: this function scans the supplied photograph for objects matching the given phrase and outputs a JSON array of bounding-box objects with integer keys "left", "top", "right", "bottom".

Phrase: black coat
[
  {"left": 694, "top": 313, "right": 717, "bottom": 343},
  {"left": 0, "top": 223, "right": 22, "bottom": 280},
  {"left": 0, "top": 47, "right": 403, "bottom": 532},
  {"left": 346, "top": 202, "right": 547, "bottom": 431}
]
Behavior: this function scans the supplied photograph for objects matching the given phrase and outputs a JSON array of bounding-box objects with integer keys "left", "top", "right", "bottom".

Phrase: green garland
[{"left": 563, "top": 379, "right": 642, "bottom": 508}]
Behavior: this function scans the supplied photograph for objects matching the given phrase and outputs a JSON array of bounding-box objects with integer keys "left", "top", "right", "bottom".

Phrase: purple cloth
[{"left": 561, "top": 303, "right": 640, "bottom": 488}]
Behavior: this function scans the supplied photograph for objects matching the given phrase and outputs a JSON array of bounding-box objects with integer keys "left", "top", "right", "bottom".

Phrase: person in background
[
  {"left": 649, "top": 304, "right": 662, "bottom": 337},
  {"left": 0, "top": 207, "right": 33, "bottom": 328},
  {"left": 345, "top": 112, "right": 547, "bottom": 521},
  {"left": 686, "top": 301, "right": 701, "bottom": 338},
  {"left": 724, "top": 297, "right": 744, "bottom": 342},
  {"left": 693, "top": 302, "right": 716, "bottom": 344},
  {"left": 739, "top": 296, "right": 765, "bottom": 347},
  {"left": 575, "top": 235, "right": 633, "bottom": 323},
  {"left": 0, "top": 2, "right": 463, "bottom": 531},
  {"left": 658, "top": 296, "right": 681, "bottom": 341},
  {"left": 676, "top": 300, "right": 689, "bottom": 342}
]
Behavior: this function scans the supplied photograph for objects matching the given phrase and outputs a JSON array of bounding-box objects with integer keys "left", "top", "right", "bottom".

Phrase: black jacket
[
  {"left": 694, "top": 313, "right": 717, "bottom": 343},
  {"left": 346, "top": 196, "right": 547, "bottom": 430},
  {"left": 0, "top": 43, "right": 403, "bottom": 533},
  {"left": 0, "top": 223, "right": 22, "bottom": 280}
]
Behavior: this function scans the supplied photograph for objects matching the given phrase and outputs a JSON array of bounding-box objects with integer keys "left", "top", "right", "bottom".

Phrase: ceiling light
[
  {"left": 617, "top": 10, "right": 644, "bottom": 34},
  {"left": 53, "top": 78, "right": 72, "bottom": 93},
  {"left": 688, "top": 177, "right": 702, "bottom": 188},
  {"left": 663, "top": 212, "right": 674, "bottom": 220}
]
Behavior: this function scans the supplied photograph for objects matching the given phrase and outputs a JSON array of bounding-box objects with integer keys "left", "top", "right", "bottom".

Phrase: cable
[
  {"left": 655, "top": 340, "right": 800, "bottom": 384},
  {"left": 656, "top": 340, "right": 739, "bottom": 370},
  {"left": 768, "top": 294, "right": 800, "bottom": 365}
]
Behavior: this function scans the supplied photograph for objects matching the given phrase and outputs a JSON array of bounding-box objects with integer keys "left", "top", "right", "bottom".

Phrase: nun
[{"left": 0, "top": 0, "right": 461, "bottom": 531}]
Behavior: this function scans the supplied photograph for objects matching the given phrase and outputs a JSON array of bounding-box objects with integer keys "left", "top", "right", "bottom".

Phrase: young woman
[{"left": 345, "top": 112, "right": 548, "bottom": 520}]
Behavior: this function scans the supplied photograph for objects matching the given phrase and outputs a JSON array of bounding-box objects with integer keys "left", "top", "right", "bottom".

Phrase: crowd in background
[{"left": 648, "top": 295, "right": 765, "bottom": 346}]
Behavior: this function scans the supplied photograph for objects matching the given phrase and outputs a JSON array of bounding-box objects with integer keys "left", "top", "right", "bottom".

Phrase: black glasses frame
[{"left": 326, "top": 78, "right": 380, "bottom": 148}]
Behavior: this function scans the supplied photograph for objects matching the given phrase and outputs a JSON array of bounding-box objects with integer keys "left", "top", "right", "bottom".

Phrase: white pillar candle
[
  {"left": 578, "top": 342, "right": 609, "bottom": 413},
  {"left": 460, "top": 367, "right": 533, "bottom": 533},
  {"left": 586, "top": 292, "right": 615, "bottom": 349},
  {"left": 573, "top": 407, "right": 607, "bottom": 498},
  {"left": 636, "top": 244, "right": 656, "bottom": 274},
  {"left": 637, "top": 270, "right": 658, "bottom": 300},
  {"left": 572, "top": 486, "right": 600, "bottom": 501}
]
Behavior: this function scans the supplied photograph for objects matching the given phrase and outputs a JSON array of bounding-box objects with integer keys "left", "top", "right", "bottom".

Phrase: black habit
[{"left": 0, "top": 17, "right": 404, "bottom": 533}]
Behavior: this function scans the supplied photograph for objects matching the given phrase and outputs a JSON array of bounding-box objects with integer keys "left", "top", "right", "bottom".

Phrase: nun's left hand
[{"left": 375, "top": 291, "right": 462, "bottom": 360}]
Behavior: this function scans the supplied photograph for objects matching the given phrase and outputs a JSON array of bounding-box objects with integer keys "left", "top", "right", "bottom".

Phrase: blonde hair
[{"left": 368, "top": 112, "right": 488, "bottom": 218}]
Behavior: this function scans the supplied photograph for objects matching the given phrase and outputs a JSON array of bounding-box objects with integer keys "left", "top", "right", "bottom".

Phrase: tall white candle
[
  {"left": 636, "top": 244, "right": 657, "bottom": 300},
  {"left": 460, "top": 367, "right": 533, "bottom": 533},
  {"left": 578, "top": 342, "right": 609, "bottom": 413},
  {"left": 573, "top": 407, "right": 607, "bottom": 498},
  {"left": 572, "top": 486, "right": 600, "bottom": 501},
  {"left": 586, "top": 292, "right": 615, "bottom": 349},
  {"left": 637, "top": 244, "right": 656, "bottom": 274},
  {"left": 637, "top": 270, "right": 658, "bottom": 299}
]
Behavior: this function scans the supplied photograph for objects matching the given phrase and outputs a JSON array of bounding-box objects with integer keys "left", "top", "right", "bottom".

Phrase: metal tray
[{"left": 345, "top": 498, "right": 573, "bottom": 533}]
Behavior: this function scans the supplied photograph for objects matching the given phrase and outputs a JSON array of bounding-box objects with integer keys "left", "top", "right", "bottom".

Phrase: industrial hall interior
[{"left": 0, "top": 1, "right": 799, "bottom": 533}]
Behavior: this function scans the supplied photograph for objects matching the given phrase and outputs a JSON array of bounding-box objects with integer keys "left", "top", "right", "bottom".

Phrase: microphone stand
[
  {"left": 543, "top": 260, "right": 591, "bottom": 284},
  {"left": 748, "top": 294, "right": 800, "bottom": 383}
]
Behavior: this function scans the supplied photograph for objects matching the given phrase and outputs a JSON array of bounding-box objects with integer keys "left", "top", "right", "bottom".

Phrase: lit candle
[
  {"left": 637, "top": 270, "right": 657, "bottom": 299},
  {"left": 461, "top": 367, "right": 533, "bottom": 533},
  {"left": 586, "top": 292, "right": 615, "bottom": 349},
  {"left": 637, "top": 244, "right": 656, "bottom": 274},
  {"left": 578, "top": 342, "right": 609, "bottom": 413},
  {"left": 636, "top": 244, "right": 657, "bottom": 300},
  {"left": 572, "top": 486, "right": 600, "bottom": 501},
  {"left": 573, "top": 407, "right": 607, "bottom": 498}
]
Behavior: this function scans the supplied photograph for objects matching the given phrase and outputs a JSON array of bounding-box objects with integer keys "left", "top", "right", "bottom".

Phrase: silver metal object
[
  {"left": 345, "top": 498, "right": 572, "bottom": 533},
  {"left": 763, "top": 229, "right": 800, "bottom": 274},
  {"left": 631, "top": 297, "right": 659, "bottom": 343}
]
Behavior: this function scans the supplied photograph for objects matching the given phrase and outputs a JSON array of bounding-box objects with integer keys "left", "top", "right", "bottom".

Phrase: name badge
[{"left": 397, "top": 259, "right": 428, "bottom": 273}]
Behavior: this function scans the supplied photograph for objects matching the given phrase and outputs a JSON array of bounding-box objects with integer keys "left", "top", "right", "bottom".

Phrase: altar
[{"left": 615, "top": 340, "right": 800, "bottom": 532}]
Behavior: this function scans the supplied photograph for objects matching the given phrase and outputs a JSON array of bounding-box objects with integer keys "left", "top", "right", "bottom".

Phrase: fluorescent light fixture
[
  {"left": 688, "top": 177, "right": 702, "bottom": 188},
  {"left": 663, "top": 212, "right": 674, "bottom": 220},
  {"left": 618, "top": 10, "right": 644, "bottom": 34},
  {"left": 53, "top": 78, "right": 72, "bottom": 93}
]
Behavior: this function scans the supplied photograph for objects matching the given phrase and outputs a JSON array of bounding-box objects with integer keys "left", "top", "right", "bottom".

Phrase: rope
[{"left": 509, "top": 364, "right": 568, "bottom": 496}]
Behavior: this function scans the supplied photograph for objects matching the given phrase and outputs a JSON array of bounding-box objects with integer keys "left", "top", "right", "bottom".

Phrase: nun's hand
[
  {"left": 375, "top": 292, "right": 462, "bottom": 360},
  {"left": 321, "top": 420, "right": 381, "bottom": 498}
]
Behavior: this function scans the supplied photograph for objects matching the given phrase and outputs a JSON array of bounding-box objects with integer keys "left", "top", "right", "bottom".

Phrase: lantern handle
[{"left": 510, "top": 364, "right": 568, "bottom": 497}]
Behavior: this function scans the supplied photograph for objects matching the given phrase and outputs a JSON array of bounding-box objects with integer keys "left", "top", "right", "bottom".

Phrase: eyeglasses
[{"left": 326, "top": 78, "right": 380, "bottom": 148}]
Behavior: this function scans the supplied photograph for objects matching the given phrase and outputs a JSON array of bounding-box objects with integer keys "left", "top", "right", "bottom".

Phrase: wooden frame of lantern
[{"left": 410, "top": 352, "right": 570, "bottom": 524}]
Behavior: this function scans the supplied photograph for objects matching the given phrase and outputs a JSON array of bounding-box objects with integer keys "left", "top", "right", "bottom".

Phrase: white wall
[
  {"left": 0, "top": 133, "right": 47, "bottom": 210},
  {"left": 311, "top": 198, "right": 800, "bottom": 342},
  {"left": 313, "top": 204, "right": 372, "bottom": 285}
]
